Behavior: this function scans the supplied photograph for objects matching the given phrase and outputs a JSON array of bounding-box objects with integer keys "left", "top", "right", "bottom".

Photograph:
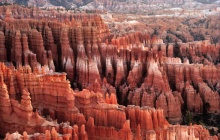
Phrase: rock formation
[
  {"left": 0, "top": 5, "right": 219, "bottom": 140},
  {"left": 0, "top": 61, "right": 218, "bottom": 139},
  {"left": 0, "top": 31, "right": 6, "bottom": 62}
]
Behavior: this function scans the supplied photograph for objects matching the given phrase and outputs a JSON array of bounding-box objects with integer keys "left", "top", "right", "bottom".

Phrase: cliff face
[{"left": 0, "top": 5, "right": 219, "bottom": 140}]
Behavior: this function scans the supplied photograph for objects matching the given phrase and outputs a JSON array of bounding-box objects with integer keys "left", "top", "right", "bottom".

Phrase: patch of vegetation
[
  {"left": 183, "top": 111, "right": 220, "bottom": 136},
  {"left": 183, "top": 110, "right": 193, "bottom": 125},
  {"left": 195, "top": 0, "right": 218, "bottom": 4},
  {"left": 173, "top": 41, "right": 182, "bottom": 58},
  {"left": 0, "top": 3, "right": 12, "bottom": 6}
]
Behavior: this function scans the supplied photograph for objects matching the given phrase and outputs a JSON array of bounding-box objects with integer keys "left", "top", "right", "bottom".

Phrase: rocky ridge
[{"left": 1, "top": 0, "right": 220, "bottom": 14}]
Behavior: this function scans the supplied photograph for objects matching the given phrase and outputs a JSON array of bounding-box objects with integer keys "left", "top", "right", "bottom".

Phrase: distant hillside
[
  {"left": 14, "top": 0, "right": 28, "bottom": 5},
  {"left": 1, "top": 0, "right": 220, "bottom": 13}
]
